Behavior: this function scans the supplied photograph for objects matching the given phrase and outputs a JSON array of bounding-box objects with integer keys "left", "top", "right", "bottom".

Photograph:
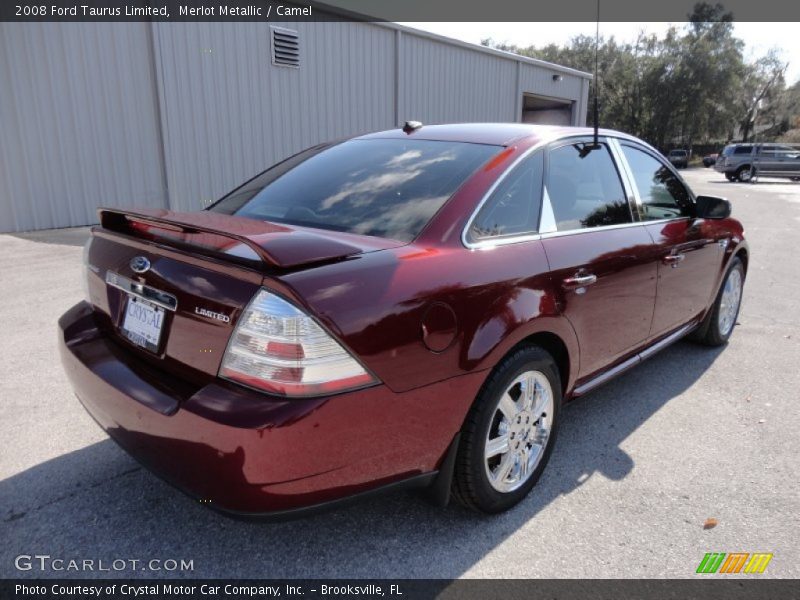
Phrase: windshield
[{"left": 209, "top": 139, "right": 500, "bottom": 242}]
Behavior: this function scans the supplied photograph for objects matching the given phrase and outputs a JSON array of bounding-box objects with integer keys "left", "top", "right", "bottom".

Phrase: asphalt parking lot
[{"left": 1, "top": 168, "right": 798, "bottom": 579}]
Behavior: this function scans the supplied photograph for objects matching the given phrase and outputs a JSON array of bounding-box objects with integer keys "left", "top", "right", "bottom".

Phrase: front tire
[
  {"left": 692, "top": 258, "right": 745, "bottom": 346},
  {"left": 452, "top": 346, "right": 561, "bottom": 513}
]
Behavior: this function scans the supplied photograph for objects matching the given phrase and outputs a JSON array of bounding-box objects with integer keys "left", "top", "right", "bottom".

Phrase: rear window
[
  {"left": 209, "top": 139, "right": 499, "bottom": 242},
  {"left": 733, "top": 145, "right": 753, "bottom": 155},
  {"left": 669, "top": 150, "right": 687, "bottom": 157}
]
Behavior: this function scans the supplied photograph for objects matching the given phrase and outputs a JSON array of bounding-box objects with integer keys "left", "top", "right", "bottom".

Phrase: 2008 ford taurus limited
[{"left": 59, "top": 123, "right": 748, "bottom": 517}]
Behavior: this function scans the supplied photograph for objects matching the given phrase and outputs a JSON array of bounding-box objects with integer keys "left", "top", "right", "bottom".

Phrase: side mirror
[{"left": 695, "top": 195, "right": 731, "bottom": 219}]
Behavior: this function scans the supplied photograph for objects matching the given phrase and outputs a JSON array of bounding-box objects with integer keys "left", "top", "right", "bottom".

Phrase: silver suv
[{"left": 715, "top": 143, "right": 800, "bottom": 182}]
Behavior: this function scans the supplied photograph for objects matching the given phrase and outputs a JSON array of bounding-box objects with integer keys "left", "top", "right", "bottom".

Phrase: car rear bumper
[{"left": 59, "top": 302, "right": 483, "bottom": 516}]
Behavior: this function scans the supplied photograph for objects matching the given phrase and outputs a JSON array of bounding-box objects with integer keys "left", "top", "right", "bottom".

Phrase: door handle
[
  {"left": 662, "top": 253, "right": 686, "bottom": 267},
  {"left": 563, "top": 273, "right": 598, "bottom": 289}
]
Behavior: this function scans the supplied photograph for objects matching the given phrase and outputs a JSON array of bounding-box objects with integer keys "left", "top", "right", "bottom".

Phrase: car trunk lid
[{"left": 86, "top": 208, "right": 401, "bottom": 382}]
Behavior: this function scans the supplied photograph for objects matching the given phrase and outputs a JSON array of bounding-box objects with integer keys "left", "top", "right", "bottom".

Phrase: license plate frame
[{"left": 121, "top": 295, "right": 165, "bottom": 353}]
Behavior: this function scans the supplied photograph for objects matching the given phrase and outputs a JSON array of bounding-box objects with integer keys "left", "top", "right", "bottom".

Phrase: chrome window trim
[
  {"left": 540, "top": 219, "right": 652, "bottom": 239},
  {"left": 607, "top": 137, "right": 642, "bottom": 220}
]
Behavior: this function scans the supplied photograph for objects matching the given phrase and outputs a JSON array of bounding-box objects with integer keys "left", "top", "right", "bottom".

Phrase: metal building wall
[
  {"left": 399, "top": 33, "right": 518, "bottom": 124},
  {"left": 152, "top": 20, "right": 396, "bottom": 212},
  {"left": 0, "top": 23, "right": 167, "bottom": 233}
]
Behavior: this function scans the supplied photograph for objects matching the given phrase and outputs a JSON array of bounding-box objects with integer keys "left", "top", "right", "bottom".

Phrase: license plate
[{"left": 122, "top": 296, "right": 165, "bottom": 352}]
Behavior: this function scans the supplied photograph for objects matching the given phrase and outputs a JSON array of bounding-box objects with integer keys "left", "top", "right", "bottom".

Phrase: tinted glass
[
  {"left": 469, "top": 152, "right": 544, "bottom": 241},
  {"left": 547, "top": 142, "right": 631, "bottom": 231},
  {"left": 733, "top": 145, "right": 753, "bottom": 155},
  {"left": 210, "top": 139, "right": 498, "bottom": 242},
  {"left": 621, "top": 145, "right": 694, "bottom": 220}
]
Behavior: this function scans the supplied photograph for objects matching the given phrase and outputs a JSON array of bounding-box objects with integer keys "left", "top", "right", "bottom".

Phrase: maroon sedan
[{"left": 59, "top": 123, "right": 747, "bottom": 517}]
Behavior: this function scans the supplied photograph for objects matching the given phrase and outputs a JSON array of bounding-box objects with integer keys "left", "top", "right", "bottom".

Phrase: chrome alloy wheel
[
  {"left": 484, "top": 370, "right": 554, "bottom": 493},
  {"left": 718, "top": 267, "right": 743, "bottom": 337}
]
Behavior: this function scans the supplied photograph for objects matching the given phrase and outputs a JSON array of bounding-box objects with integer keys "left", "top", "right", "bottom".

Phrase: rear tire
[
  {"left": 691, "top": 258, "right": 745, "bottom": 346},
  {"left": 452, "top": 346, "right": 561, "bottom": 513},
  {"left": 725, "top": 173, "right": 736, "bottom": 182},
  {"left": 736, "top": 166, "right": 753, "bottom": 182}
]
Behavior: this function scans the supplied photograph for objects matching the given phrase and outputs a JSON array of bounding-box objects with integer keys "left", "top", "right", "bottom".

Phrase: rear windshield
[
  {"left": 209, "top": 139, "right": 499, "bottom": 242},
  {"left": 669, "top": 150, "right": 687, "bottom": 157}
]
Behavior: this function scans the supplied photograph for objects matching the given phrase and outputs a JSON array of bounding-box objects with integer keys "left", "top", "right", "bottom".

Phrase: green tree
[{"left": 480, "top": 2, "right": 797, "bottom": 150}]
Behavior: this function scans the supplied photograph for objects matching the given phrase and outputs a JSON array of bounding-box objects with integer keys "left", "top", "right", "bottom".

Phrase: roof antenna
[{"left": 580, "top": 0, "right": 601, "bottom": 157}]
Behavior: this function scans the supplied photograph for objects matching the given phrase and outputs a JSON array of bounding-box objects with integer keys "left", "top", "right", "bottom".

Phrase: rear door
[
  {"left": 540, "top": 137, "right": 657, "bottom": 379},
  {"left": 618, "top": 142, "right": 722, "bottom": 337},
  {"left": 755, "top": 145, "right": 782, "bottom": 175}
]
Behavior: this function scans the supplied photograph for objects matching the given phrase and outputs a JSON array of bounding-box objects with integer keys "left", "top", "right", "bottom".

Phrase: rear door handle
[
  {"left": 662, "top": 253, "right": 686, "bottom": 267},
  {"left": 563, "top": 273, "right": 598, "bottom": 289}
]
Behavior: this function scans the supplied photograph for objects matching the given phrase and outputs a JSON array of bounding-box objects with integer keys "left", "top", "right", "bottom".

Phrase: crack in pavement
[{"left": 3, "top": 466, "right": 142, "bottom": 523}]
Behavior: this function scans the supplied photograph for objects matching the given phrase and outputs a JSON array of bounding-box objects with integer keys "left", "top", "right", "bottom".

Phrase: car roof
[{"left": 356, "top": 123, "right": 648, "bottom": 147}]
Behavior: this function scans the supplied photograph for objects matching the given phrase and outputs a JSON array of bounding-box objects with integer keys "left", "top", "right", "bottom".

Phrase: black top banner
[
  {"left": 3, "top": 579, "right": 800, "bottom": 600},
  {"left": 2, "top": 0, "right": 800, "bottom": 22}
]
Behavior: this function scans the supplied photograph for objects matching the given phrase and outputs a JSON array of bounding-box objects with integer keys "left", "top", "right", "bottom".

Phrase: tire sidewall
[
  {"left": 466, "top": 347, "right": 562, "bottom": 513},
  {"left": 708, "top": 258, "right": 745, "bottom": 344}
]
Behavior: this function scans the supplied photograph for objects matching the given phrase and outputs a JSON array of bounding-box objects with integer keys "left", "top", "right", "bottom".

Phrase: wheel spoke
[
  {"left": 498, "top": 392, "right": 518, "bottom": 422},
  {"left": 493, "top": 452, "right": 515, "bottom": 483},
  {"left": 532, "top": 380, "right": 548, "bottom": 415},
  {"left": 518, "top": 447, "right": 530, "bottom": 479},
  {"left": 522, "top": 375, "right": 536, "bottom": 410},
  {"left": 485, "top": 434, "right": 509, "bottom": 460}
]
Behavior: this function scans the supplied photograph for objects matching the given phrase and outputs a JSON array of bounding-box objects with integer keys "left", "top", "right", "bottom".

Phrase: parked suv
[
  {"left": 715, "top": 143, "right": 800, "bottom": 182},
  {"left": 667, "top": 149, "right": 689, "bottom": 168}
]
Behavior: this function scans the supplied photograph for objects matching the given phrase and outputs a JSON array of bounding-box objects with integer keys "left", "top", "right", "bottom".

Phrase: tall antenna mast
[
  {"left": 581, "top": 0, "right": 601, "bottom": 157},
  {"left": 593, "top": 0, "right": 600, "bottom": 148}
]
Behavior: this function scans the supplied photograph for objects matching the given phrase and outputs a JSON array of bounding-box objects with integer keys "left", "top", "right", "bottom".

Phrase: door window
[
  {"left": 546, "top": 142, "right": 631, "bottom": 231},
  {"left": 621, "top": 145, "right": 694, "bottom": 221},
  {"left": 468, "top": 151, "right": 544, "bottom": 242}
]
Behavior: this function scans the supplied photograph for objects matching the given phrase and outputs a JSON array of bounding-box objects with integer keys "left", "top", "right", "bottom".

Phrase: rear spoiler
[{"left": 97, "top": 207, "right": 365, "bottom": 269}]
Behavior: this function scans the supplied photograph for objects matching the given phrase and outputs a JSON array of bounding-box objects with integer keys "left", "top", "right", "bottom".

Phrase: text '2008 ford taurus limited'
[{"left": 59, "top": 123, "right": 748, "bottom": 517}]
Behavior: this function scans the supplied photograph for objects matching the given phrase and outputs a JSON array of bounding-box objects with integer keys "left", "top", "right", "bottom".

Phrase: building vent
[{"left": 271, "top": 27, "right": 300, "bottom": 68}]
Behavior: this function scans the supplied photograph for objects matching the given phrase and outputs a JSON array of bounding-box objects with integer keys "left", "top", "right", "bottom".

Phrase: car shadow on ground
[{"left": 1, "top": 341, "right": 724, "bottom": 579}]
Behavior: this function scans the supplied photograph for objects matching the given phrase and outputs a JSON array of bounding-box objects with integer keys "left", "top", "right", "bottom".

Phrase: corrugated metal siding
[
  {"left": 400, "top": 35, "right": 518, "bottom": 124},
  {"left": 152, "top": 21, "right": 396, "bottom": 212},
  {"left": 0, "top": 23, "right": 167, "bottom": 233}
]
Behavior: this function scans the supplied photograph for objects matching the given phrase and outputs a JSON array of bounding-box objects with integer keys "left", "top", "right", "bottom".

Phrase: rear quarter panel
[{"left": 276, "top": 239, "right": 579, "bottom": 396}]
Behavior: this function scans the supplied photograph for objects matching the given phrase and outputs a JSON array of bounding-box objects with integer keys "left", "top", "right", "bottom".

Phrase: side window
[
  {"left": 734, "top": 145, "right": 753, "bottom": 155},
  {"left": 546, "top": 142, "right": 631, "bottom": 231},
  {"left": 469, "top": 151, "right": 543, "bottom": 242},
  {"left": 621, "top": 144, "right": 693, "bottom": 220}
]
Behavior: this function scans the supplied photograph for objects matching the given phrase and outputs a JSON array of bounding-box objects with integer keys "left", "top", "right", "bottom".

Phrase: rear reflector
[{"left": 219, "top": 289, "right": 377, "bottom": 397}]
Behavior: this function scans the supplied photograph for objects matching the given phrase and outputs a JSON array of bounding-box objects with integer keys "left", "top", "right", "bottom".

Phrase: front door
[
  {"left": 540, "top": 138, "right": 657, "bottom": 379},
  {"left": 618, "top": 143, "right": 722, "bottom": 336}
]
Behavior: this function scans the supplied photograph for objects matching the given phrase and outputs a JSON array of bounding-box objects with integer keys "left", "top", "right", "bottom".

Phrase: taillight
[{"left": 219, "top": 289, "right": 378, "bottom": 397}]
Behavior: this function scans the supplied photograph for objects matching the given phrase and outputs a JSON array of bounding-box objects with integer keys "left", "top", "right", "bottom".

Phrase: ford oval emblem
[{"left": 130, "top": 256, "right": 151, "bottom": 274}]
